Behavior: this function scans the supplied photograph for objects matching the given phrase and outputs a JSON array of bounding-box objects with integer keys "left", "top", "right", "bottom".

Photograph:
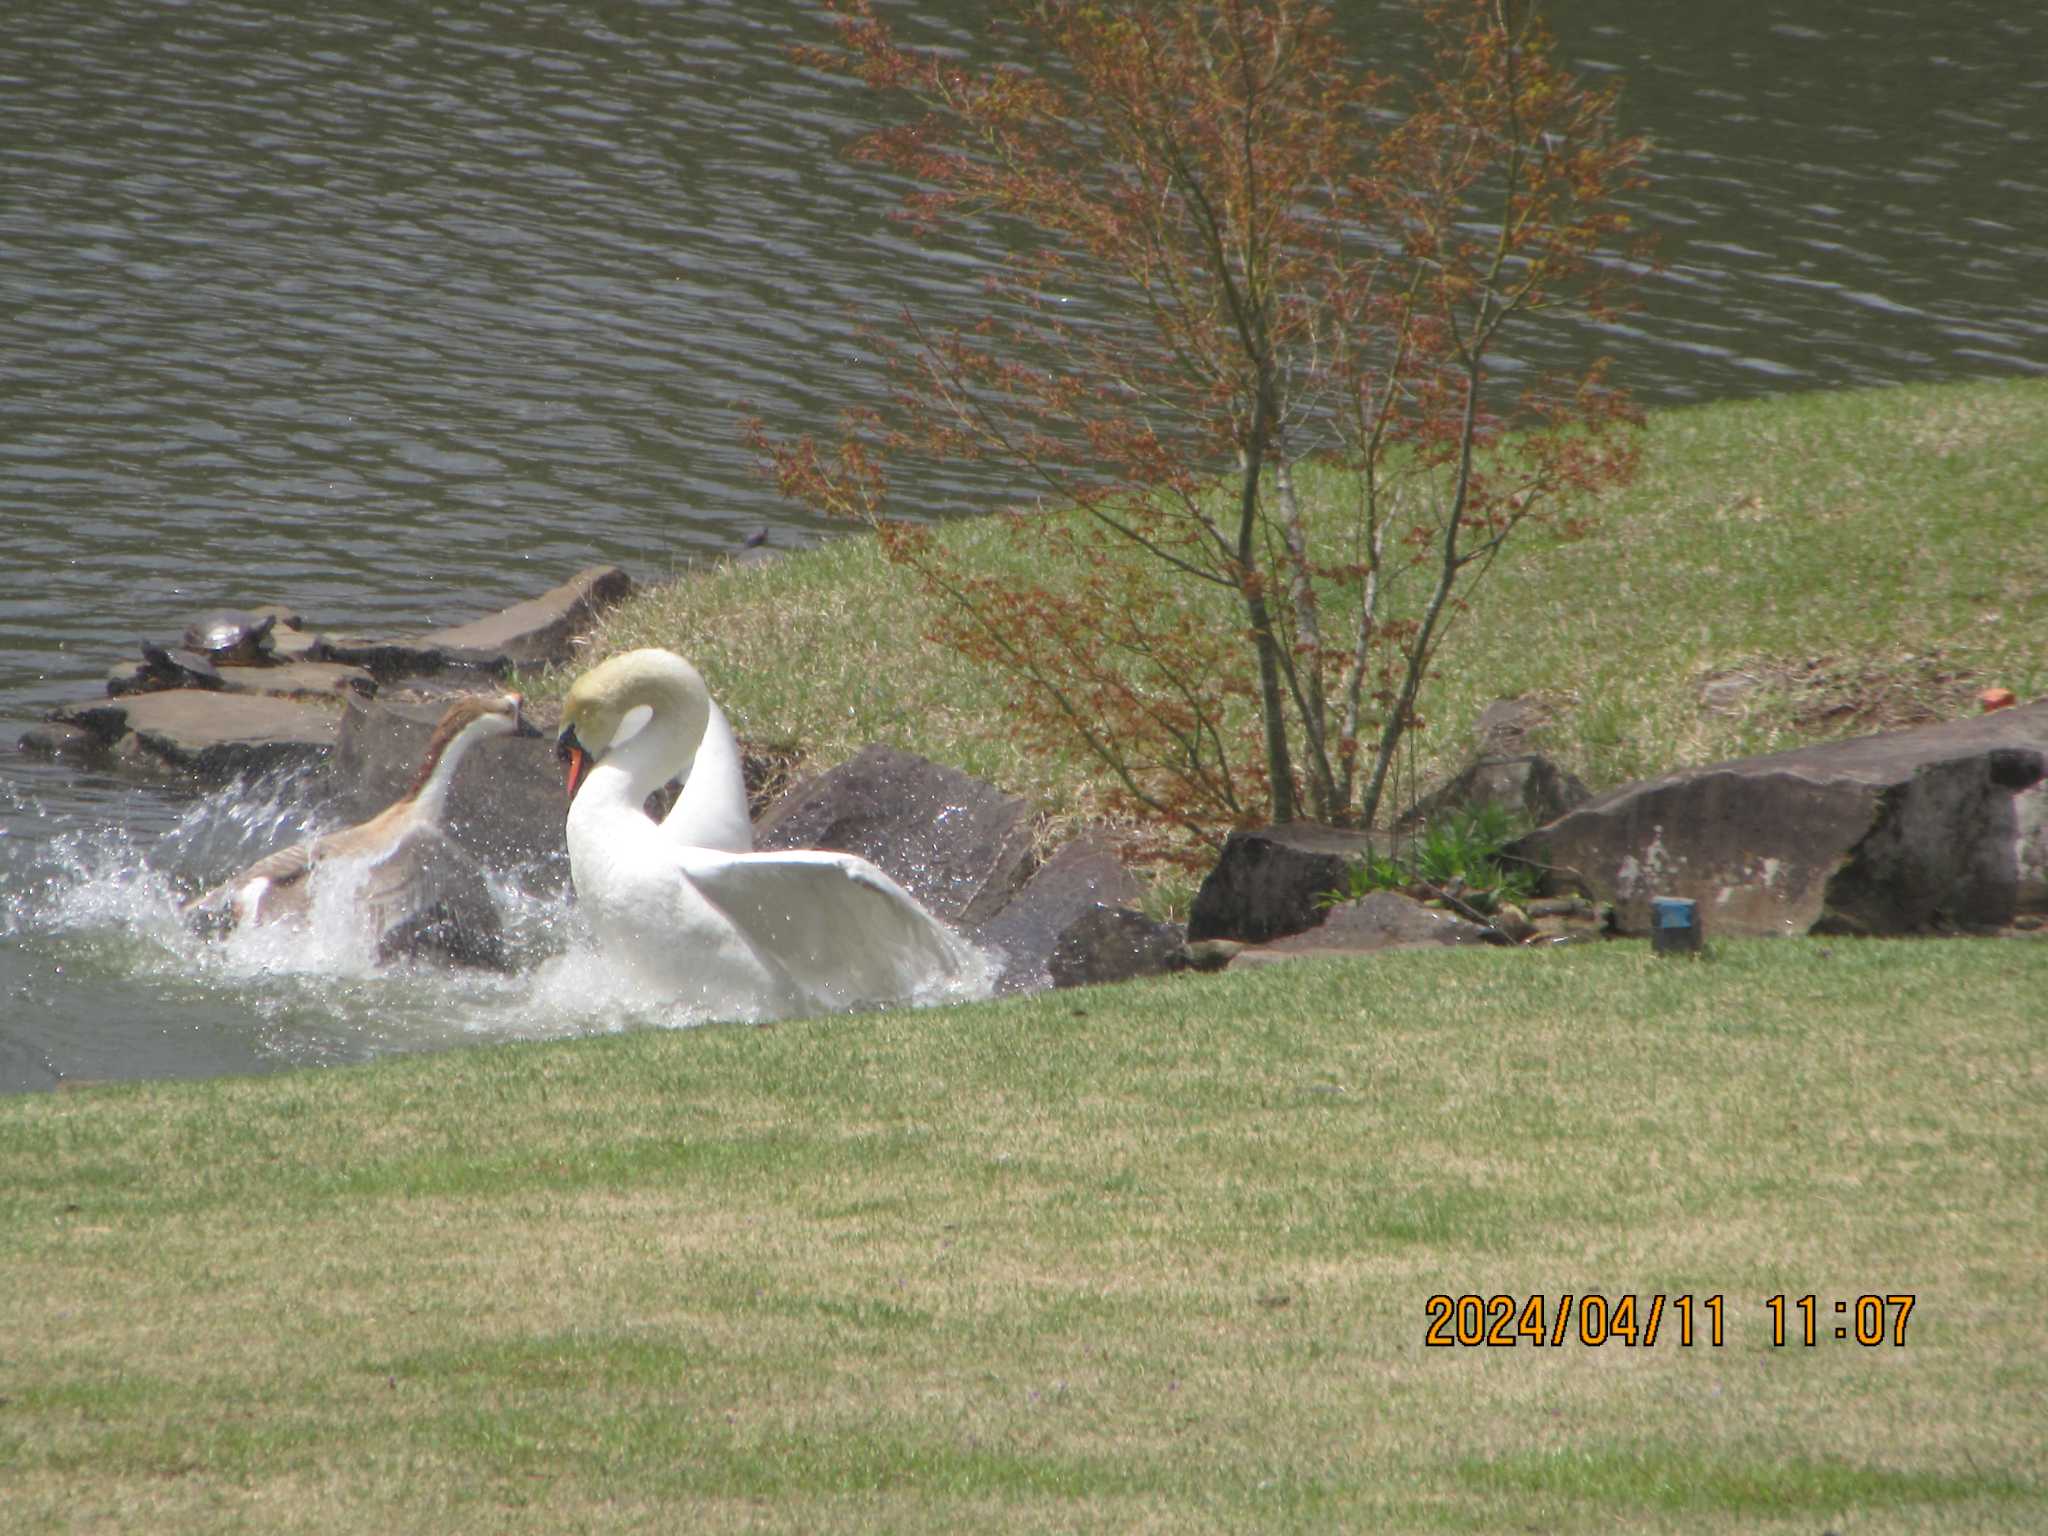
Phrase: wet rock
[
  {"left": 1047, "top": 904, "right": 1188, "bottom": 989},
  {"left": 54, "top": 691, "right": 341, "bottom": 783},
  {"left": 1186, "top": 822, "right": 1376, "bottom": 943},
  {"left": 758, "top": 745, "right": 1036, "bottom": 928},
  {"left": 972, "top": 833, "right": 1145, "bottom": 993},
  {"left": 315, "top": 565, "right": 634, "bottom": 678},
  {"left": 330, "top": 695, "right": 567, "bottom": 876},
  {"left": 110, "top": 654, "right": 375, "bottom": 701},
  {"left": 1396, "top": 753, "right": 1591, "bottom": 831},
  {"left": 16, "top": 722, "right": 108, "bottom": 765},
  {"left": 1512, "top": 699, "right": 2048, "bottom": 936}
]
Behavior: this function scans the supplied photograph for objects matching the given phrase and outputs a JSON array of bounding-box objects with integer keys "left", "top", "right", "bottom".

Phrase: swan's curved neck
[{"left": 586, "top": 688, "right": 703, "bottom": 810}]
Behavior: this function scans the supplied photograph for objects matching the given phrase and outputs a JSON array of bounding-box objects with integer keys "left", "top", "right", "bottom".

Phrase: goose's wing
[
  {"left": 678, "top": 847, "right": 985, "bottom": 1010},
  {"left": 355, "top": 826, "right": 507, "bottom": 969},
  {"left": 658, "top": 698, "right": 753, "bottom": 854},
  {"left": 183, "top": 838, "right": 319, "bottom": 930}
]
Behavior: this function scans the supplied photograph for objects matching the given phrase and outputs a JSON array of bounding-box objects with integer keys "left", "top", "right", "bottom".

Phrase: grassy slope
[
  {"left": 564, "top": 377, "right": 2048, "bottom": 836},
  {"left": 2, "top": 939, "right": 2042, "bottom": 1533}
]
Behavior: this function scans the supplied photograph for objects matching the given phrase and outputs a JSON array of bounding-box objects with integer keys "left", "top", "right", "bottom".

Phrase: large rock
[
  {"left": 314, "top": 565, "right": 633, "bottom": 679},
  {"left": 1396, "top": 753, "right": 1591, "bottom": 832},
  {"left": 53, "top": 691, "right": 341, "bottom": 783},
  {"left": 108, "top": 657, "right": 376, "bottom": 702},
  {"left": 1047, "top": 904, "right": 1188, "bottom": 989},
  {"left": 420, "top": 564, "right": 634, "bottom": 670},
  {"left": 1511, "top": 700, "right": 2048, "bottom": 936},
  {"left": 329, "top": 695, "right": 568, "bottom": 876},
  {"left": 757, "top": 745, "right": 1036, "bottom": 928},
  {"left": 972, "top": 833, "right": 1146, "bottom": 993},
  {"left": 1186, "top": 822, "right": 1375, "bottom": 943}
]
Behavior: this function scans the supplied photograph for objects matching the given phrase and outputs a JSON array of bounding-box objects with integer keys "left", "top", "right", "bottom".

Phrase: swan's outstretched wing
[
  {"left": 678, "top": 847, "right": 986, "bottom": 1011},
  {"left": 658, "top": 698, "right": 753, "bottom": 854}
]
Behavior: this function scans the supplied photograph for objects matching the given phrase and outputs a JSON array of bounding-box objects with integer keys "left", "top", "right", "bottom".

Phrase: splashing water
[{"left": 0, "top": 770, "right": 995, "bottom": 1094}]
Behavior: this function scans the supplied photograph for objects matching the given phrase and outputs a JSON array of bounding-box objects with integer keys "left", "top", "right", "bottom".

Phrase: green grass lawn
[{"left": 4, "top": 938, "right": 2042, "bottom": 1533}]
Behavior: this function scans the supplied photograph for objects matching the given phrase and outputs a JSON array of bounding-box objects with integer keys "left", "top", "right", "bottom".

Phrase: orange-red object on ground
[{"left": 1979, "top": 687, "right": 2017, "bottom": 712}]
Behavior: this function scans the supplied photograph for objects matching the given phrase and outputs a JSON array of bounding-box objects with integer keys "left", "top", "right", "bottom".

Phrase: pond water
[{"left": 2, "top": 0, "right": 2042, "bottom": 1091}]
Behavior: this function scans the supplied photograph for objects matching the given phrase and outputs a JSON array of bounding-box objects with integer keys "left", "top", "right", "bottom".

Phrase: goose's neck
[{"left": 407, "top": 719, "right": 493, "bottom": 822}]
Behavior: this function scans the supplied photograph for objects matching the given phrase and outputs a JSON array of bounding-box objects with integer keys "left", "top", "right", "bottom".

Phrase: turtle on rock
[{"left": 183, "top": 609, "right": 278, "bottom": 666}]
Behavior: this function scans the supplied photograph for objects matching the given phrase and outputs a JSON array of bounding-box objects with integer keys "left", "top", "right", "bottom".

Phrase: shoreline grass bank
[
  {"left": 560, "top": 376, "right": 2048, "bottom": 865},
  {"left": 3, "top": 937, "right": 2043, "bottom": 1531}
]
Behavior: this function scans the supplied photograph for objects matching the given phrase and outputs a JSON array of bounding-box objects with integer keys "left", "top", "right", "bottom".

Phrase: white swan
[{"left": 555, "top": 649, "right": 987, "bottom": 1020}]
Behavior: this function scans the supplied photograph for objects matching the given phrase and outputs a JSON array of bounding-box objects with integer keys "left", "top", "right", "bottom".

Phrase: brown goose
[{"left": 185, "top": 693, "right": 534, "bottom": 967}]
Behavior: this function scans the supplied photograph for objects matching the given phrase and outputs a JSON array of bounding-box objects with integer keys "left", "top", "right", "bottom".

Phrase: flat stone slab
[
  {"left": 56, "top": 691, "right": 341, "bottom": 782},
  {"left": 109, "top": 658, "right": 376, "bottom": 701},
  {"left": 316, "top": 565, "right": 633, "bottom": 678},
  {"left": 424, "top": 564, "right": 632, "bottom": 667},
  {"left": 1512, "top": 698, "right": 2048, "bottom": 936}
]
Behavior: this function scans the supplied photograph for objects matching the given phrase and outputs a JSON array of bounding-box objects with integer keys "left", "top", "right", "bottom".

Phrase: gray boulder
[
  {"left": 110, "top": 655, "right": 376, "bottom": 702},
  {"left": 1048, "top": 904, "right": 1188, "bottom": 989},
  {"left": 1186, "top": 822, "right": 1375, "bottom": 943},
  {"left": 972, "top": 833, "right": 1146, "bottom": 993},
  {"left": 1396, "top": 753, "right": 1591, "bottom": 831},
  {"left": 757, "top": 745, "right": 1036, "bottom": 928},
  {"left": 1511, "top": 699, "right": 2048, "bottom": 936}
]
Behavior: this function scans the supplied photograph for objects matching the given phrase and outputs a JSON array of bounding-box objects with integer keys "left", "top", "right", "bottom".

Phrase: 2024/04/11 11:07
[{"left": 1422, "top": 1293, "right": 1917, "bottom": 1348}]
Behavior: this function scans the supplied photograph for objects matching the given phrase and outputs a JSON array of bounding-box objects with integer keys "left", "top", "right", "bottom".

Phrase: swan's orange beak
[{"left": 556, "top": 726, "right": 591, "bottom": 803}]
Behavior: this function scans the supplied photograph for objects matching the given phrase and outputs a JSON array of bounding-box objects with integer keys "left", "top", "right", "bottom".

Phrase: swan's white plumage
[
  {"left": 559, "top": 649, "right": 986, "bottom": 1020},
  {"left": 658, "top": 694, "right": 752, "bottom": 854}
]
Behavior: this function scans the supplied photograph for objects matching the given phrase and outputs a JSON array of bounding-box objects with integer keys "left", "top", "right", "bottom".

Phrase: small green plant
[{"left": 1321, "top": 802, "right": 1541, "bottom": 917}]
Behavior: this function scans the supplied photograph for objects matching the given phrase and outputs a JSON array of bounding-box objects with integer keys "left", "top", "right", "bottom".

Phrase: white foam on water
[{"left": 4, "top": 769, "right": 997, "bottom": 1088}]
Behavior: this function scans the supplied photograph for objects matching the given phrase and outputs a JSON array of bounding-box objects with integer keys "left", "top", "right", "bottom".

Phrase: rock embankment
[
  {"left": 23, "top": 567, "right": 2040, "bottom": 994},
  {"left": 23, "top": 567, "right": 632, "bottom": 784}
]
